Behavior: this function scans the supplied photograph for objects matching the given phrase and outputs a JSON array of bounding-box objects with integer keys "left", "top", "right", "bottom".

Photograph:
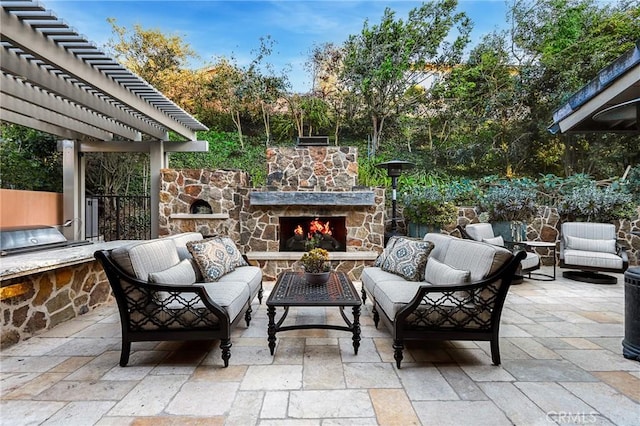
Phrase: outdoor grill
[{"left": 0, "top": 225, "right": 93, "bottom": 256}]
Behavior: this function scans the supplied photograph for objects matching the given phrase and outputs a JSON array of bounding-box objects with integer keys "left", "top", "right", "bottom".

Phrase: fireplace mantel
[{"left": 249, "top": 191, "right": 376, "bottom": 206}]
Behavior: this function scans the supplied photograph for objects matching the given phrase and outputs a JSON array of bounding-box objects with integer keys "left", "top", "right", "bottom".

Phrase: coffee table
[{"left": 266, "top": 271, "right": 361, "bottom": 356}]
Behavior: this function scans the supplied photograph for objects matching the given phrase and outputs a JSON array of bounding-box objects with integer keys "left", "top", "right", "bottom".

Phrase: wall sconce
[{"left": 375, "top": 160, "right": 415, "bottom": 244}]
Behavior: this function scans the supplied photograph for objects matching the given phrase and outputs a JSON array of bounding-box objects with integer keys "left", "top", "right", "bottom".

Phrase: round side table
[{"left": 526, "top": 241, "right": 557, "bottom": 281}]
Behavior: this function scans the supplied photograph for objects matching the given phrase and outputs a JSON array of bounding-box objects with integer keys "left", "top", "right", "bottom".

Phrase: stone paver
[{"left": 2, "top": 268, "right": 639, "bottom": 425}]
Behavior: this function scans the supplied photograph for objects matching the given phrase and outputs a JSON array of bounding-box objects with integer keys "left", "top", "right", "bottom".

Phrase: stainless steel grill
[{"left": 0, "top": 225, "right": 92, "bottom": 256}]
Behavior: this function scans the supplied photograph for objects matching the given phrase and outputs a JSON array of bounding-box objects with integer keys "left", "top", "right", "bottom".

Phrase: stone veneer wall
[
  {"left": 159, "top": 147, "right": 386, "bottom": 281},
  {"left": 265, "top": 146, "right": 358, "bottom": 190},
  {"left": 1, "top": 261, "right": 112, "bottom": 348},
  {"left": 159, "top": 168, "right": 251, "bottom": 240}
]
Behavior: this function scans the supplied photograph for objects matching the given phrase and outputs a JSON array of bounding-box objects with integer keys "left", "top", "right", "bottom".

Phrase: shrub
[
  {"left": 558, "top": 185, "right": 637, "bottom": 222},
  {"left": 401, "top": 185, "right": 458, "bottom": 226},
  {"left": 479, "top": 182, "right": 538, "bottom": 222}
]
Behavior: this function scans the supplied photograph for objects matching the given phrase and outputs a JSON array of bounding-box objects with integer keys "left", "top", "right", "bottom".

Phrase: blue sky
[{"left": 46, "top": 0, "right": 511, "bottom": 92}]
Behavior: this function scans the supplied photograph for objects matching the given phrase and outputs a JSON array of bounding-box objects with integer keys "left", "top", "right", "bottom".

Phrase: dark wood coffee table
[{"left": 266, "top": 271, "right": 361, "bottom": 356}]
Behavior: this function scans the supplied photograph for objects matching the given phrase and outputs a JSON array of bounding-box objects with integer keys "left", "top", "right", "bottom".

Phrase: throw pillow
[
  {"left": 148, "top": 259, "right": 197, "bottom": 304},
  {"left": 425, "top": 257, "right": 471, "bottom": 285},
  {"left": 566, "top": 235, "right": 616, "bottom": 254},
  {"left": 381, "top": 237, "right": 434, "bottom": 281},
  {"left": 374, "top": 236, "right": 400, "bottom": 267},
  {"left": 482, "top": 235, "right": 505, "bottom": 247},
  {"left": 187, "top": 238, "right": 236, "bottom": 282},
  {"left": 213, "top": 236, "right": 249, "bottom": 268}
]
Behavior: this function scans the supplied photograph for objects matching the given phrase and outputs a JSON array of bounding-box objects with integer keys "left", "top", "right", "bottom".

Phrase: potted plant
[
  {"left": 479, "top": 181, "right": 538, "bottom": 242},
  {"left": 300, "top": 248, "right": 331, "bottom": 284},
  {"left": 401, "top": 185, "right": 459, "bottom": 237}
]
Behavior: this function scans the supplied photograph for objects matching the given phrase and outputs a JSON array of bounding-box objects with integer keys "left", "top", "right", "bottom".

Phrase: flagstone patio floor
[{"left": 2, "top": 266, "right": 639, "bottom": 425}]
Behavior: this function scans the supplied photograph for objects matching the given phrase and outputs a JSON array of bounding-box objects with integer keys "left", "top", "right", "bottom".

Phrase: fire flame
[
  {"left": 309, "top": 218, "right": 332, "bottom": 236},
  {"left": 294, "top": 225, "right": 304, "bottom": 236}
]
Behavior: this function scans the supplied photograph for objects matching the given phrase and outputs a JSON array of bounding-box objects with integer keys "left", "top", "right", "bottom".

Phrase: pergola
[
  {"left": 0, "top": 0, "right": 209, "bottom": 238},
  {"left": 548, "top": 40, "right": 639, "bottom": 135}
]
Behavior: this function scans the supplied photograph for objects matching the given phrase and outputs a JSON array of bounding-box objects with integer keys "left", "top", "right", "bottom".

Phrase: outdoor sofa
[
  {"left": 361, "top": 233, "right": 525, "bottom": 367},
  {"left": 94, "top": 232, "right": 262, "bottom": 367}
]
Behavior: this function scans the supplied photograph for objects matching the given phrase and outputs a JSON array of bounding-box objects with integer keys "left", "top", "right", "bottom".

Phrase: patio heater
[{"left": 375, "top": 160, "right": 415, "bottom": 245}]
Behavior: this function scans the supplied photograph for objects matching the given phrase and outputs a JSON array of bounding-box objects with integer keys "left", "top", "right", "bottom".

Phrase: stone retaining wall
[{"left": 1, "top": 260, "right": 112, "bottom": 349}]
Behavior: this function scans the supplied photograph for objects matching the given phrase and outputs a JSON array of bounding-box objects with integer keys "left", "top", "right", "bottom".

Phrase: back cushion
[
  {"left": 442, "top": 238, "right": 512, "bottom": 281},
  {"left": 164, "top": 232, "right": 204, "bottom": 260},
  {"left": 465, "top": 223, "right": 495, "bottom": 241},
  {"left": 565, "top": 235, "right": 616, "bottom": 254},
  {"left": 111, "top": 238, "right": 181, "bottom": 280},
  {"left": 425, "top": 257, "right": 470, "bottom": 285},
  {"left": 423, "top": 233, "right": 453, "bottom": 263},
  {"left": 562, "top": 222, "right": 616, "bottom": 241}
]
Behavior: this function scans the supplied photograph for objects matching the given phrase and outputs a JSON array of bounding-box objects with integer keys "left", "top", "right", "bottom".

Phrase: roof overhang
[
  {"left": 0, "top": 0, "right": 208, "bottom": 142},
  {"left": 548, "top": 40, "right": 640, "bottom": 135}
]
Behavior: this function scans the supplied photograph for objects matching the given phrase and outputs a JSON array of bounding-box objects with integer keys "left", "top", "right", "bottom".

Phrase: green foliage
[
  {"left": 0, "top": 124, "right": 62, "bottom": 192},
  {"left": 300, "top": 248, "right": 331, "bottom": 273},
  {"left": 626, "top": 165, "right": 640, "bottom": 204},
  {"left": 400, "top": 183, "right": 459, "bottom": 226},
  {"left": 479, "top": 180, "right": 539, "bottom": 222},
  {"left": 340, "top": 0, "right": 472, "bottom": 151},
  {"left": 558, "top": 184, "right": 637, "bottom": 222},
  {"left": 169, "top": 130, "right": 267, "bottom": 186}
]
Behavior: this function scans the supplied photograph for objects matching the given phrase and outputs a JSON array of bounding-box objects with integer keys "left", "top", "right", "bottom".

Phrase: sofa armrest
[{"left": 394, "top": 250, "right": 525, "bottom": 326}]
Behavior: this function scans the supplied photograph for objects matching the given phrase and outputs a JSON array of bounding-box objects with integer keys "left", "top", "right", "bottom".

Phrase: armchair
[
  {"left": 457, "top": 223, "right": 541, "bottom": 280},
  {"left": 559, "top": 222, "right": 628, "bottom": 284}
]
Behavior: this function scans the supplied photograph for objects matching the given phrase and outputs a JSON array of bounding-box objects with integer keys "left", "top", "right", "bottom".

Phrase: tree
[
  {"left": 340, "top": 0, "right": 472, "bottom": 154},
  {"left": 0, "top": 124, "right": 62, "bottom": 192},
  {"left": 208, "top": 58, "right": 248, "bottom": 148},
  {"left": 508, "top": 0, "right": 640, "bottom": 177}
]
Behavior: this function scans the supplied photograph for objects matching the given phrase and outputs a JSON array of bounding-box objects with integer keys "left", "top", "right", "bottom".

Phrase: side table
[{"left": 526, "top": 241, "right": 557, "bottom": 281}]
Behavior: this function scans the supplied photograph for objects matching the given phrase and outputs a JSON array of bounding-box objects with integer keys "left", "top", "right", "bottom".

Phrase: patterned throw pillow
[
  {"left": 381, "top": 237, "right": 434, "bottom": 281},
  {"left": 374, "top": 236, "right": 400, "bottom": 267},
  {"left": 214, "top": 236, "right": 249, "bottom": 268},
  {"left": 187, "top": 238, "right": 237, "bottom": 282}
]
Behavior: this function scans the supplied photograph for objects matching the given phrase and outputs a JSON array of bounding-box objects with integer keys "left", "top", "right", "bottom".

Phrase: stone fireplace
[
  {"left": 279, "top": 216, "right": 347, "bottom": 252},
  {"left": 159, "top": 146, "right": 385, "bottom": 280}
]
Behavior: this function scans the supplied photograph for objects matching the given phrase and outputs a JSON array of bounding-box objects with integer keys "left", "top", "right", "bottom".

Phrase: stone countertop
[{"left": 0, "top": 240, "right": 132, "bottom": 283}]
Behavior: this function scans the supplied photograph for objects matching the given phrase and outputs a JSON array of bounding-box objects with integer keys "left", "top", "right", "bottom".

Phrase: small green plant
[
  {"left": 401, "top": 185, "right": 458, "bottom": 226},
  {"left": 300, "top": 248, "right": 331, "bottom": 273}
]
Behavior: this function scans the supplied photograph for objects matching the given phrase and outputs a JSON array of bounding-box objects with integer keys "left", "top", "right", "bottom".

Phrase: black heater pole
[{"left": 376, "top": 160, "right": 415, "bottom": 245}]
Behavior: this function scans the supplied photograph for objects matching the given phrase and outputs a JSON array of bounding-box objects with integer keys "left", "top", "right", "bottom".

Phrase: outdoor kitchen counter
[{"left": 0, "top": 240, "right": 130, "bottom": 283}]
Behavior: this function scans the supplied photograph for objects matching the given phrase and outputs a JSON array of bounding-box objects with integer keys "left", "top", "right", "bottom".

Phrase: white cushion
[
  {"left": 164, "top": 232, "right": 204, "bottom": 260},
  {"left": 425, "top": 257, "right": 470, "bottom": 285},
  {"left": 565, "top": 235, "right": 616, "bottom": 254},
  {"left": 111, "top": 238, "right": 180, "bottom": 280},
  {"left": 564, "top": 249, "right": 623, "bottom": 269},
  {"left": 483, "top": 235, "right": 505, "bottom": 247},
  {"left": 465, "top": 223, "right": 495, "bottom": 241},
  {"left": 148, "top": 259, "right": 197, "bottom": 306}
]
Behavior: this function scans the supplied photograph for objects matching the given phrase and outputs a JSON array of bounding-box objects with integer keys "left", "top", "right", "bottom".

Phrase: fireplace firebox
[{"left": 279, "top": 216, "right": 347, "bottom": 252}]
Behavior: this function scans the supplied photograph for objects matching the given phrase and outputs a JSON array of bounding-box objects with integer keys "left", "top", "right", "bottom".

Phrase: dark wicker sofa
[
  {"left": 361, "top": 233, "right": 525, "bottom": 367},
  {"left": 95, "top": 232, "right": 262, "bottom": 367}
]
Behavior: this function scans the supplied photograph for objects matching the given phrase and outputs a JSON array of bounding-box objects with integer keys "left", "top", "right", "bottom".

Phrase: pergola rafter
[{"left": 0, "top": 0, "right": 210, "bottom": 239}]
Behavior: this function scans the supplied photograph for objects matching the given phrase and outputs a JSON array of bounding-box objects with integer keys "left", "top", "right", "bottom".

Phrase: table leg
[
  {"left": 352, "top": 305, "right": 361, "bottom": 355},
  {"left": 267, "top": 305, "right": 277, "bottom": 355}
]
